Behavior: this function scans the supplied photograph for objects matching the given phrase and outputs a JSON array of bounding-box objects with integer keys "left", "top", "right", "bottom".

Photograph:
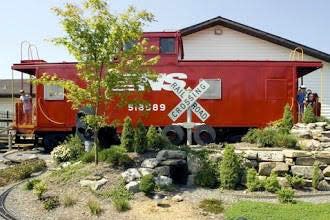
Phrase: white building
[{"left": 180, "top": 16, "right": 330, "bottom": 118}]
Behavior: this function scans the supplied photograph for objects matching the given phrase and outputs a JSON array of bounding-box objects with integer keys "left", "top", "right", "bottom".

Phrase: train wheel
[
  {"left": 162, "top": 125, "right": 185, "bottom": 145},
  {"left": 193, "top": 125, "right": 216, "bottom": 145},
  {"left": 42, "top": 133, "right": 67, "bottom": 153}
]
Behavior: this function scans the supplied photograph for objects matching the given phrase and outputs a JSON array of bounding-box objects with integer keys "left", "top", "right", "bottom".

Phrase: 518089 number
[{"left": 128, "top": 104, "right": 166, "bottom": 112}]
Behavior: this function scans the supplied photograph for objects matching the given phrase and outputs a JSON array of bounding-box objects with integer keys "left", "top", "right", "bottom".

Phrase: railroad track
[{"left": 0, "top": 183, "right": 19, "bottom": 220}]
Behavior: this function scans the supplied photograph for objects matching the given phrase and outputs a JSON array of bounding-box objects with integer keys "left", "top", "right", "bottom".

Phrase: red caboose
[{"left": 12, "top": 32, "right": 322, "bottom": 149}]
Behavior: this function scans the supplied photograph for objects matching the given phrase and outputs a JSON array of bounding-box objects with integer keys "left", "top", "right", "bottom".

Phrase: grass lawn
[{"left": 224, "top": 201, "right": 330, "bottom": 220}]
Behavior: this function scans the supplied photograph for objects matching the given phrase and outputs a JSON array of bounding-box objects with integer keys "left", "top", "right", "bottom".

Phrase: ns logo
[{"left": 148, "top": 73, "right": 187, "bottom": 91}]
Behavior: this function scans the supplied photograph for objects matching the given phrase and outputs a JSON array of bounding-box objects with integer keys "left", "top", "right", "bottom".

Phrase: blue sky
[{"left": 1, "top": 0, "right": 329, "bottom": 79}]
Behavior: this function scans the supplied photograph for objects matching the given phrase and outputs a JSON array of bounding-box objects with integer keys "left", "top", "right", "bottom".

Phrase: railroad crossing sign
[{"left": 168, "top": 80, "right": 210, "bottom": 122}]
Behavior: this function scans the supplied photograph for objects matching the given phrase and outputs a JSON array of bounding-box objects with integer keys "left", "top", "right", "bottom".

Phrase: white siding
[{"left": 182, "top": 26, "right": 330, "bottom": 118}]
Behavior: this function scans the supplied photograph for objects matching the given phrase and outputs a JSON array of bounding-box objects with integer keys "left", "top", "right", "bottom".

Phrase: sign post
[{"left": 168, "top": 80, "right": 211, "bottom": 145}]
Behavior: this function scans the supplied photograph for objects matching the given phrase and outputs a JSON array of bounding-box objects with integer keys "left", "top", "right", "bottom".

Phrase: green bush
[
  {"left": 99, "top": 146, "right": 133, "bottom": 167},
  {"left": 87, "top": 199, "right": 102, "bottom": 216},
  {"left": 242, "top": 128, "right": 260, "bottom": 143},
  {"left": 43, "top": 196, "right": 60, "bottom": 211},
  {"left": 264, "top": 172, "right": 280, "bottom": 193},
  {"left": 275, "top": 133, "right": 297, "bottom": 149},
  {"left": 121, "top": 117, "right": 135, "bottom": 152},
  {"left": 24, "top": 179, "right": 41, "bottom": 191},
  {"left": 51, "top": 135, "right": 84, "bottom": 163},
  {"left": 246, "top": 168, "right": 264, "bottom": 191},
  {"left": 146, "top": 126, "right": 171, "bottom": 150},
  {"left": 219, "top": 145, "right": 242, "bottom": 189},
  {"left": 303, "top": 105, "right": 317, "bottom": 124},
  {"left": 286, "top": 175, "right": 305, "bottom": 189},
  {"left": 312, "top": 161, "right": 321, "bottom": 189},
  {"left": 80, "top": 148, "right": 95, "bottom": 163},
  {"left": 199, "top": 199, "right": 224, "bottom": 214},
  {"left": 33, "top": 181, "right": 47, "bottom": 200},
  {"left": 139, "top": 174, "right": 155, "bottom": 195},
  {"left": 277, "top": 187, "right": 295, "bottom": 203},
  {"left": 110, "top": 182, "right": 133, "bottom": 212},
  {"left": 277, "top": 104, "right": 294, "bottom": 133},
  {"left": 195, "top": 164, "right": 219, "bottom": 188},
  {"left": 133, "top": 120, "right": 147, "bottom": 153}
]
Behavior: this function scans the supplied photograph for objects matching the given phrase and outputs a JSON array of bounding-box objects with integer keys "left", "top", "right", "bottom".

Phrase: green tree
[
  {"left": 303, "top": 105, "right": 317, "bottom": 124},
  {"left": 278, "top": 104, "right": 293, "bottom": 133},
  {"left": 121, "top": 117, "right": 135, "bottom": 152},
  {"left": 219, "top": 145, "right": 242, "bottom": 189},
  {"left": 35, "top": 0, "right": 158, "bottom": 164},
  {"left": 133, "top": 120, "right": 147, "bottom": 153}
]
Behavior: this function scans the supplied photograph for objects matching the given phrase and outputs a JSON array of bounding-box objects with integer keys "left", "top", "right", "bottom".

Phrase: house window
[
  {"left": 160, "top": 37, "right": 175, "bottom": 54},
  {"left": 44, "top": 85, "right": 64, "bottom": 100}
]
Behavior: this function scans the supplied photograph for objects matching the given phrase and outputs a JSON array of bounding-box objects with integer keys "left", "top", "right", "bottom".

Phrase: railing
[
  {"left": 15, "top": 102, "right": 35, "bottom": 127},
  {"left": 0, "top": 111, "right": 13, "bottom": 129}
]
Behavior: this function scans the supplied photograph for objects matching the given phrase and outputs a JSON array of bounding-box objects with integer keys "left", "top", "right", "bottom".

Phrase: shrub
[
  {"left": 195, "top": 164, "right": 219, "bottom": 188},
  {"left": 80, "top": 148, "right": 95, "bottom": 163},
  {"left": 277, "top": 187, "right": 295, "bottom": 203},
  {"left": 242, "top": 128, "right": 260, "bottom": 143},
  {"left": 199, "top": 199, "right": 224, "bottom": 214},
  {"left": 51, "top": 135, "right": 84, "bottom": 163},
  {"left": 219, "top": 145, "right": 242, "bottom": 189},
  {"left": 99, "top": 146, "right": 133, "bottom": 167},
  {"left": 303, "top": 105, "right": 317, "bottom": 124},
  {"left": 133, "top": 120, "right": 147, "bottom": 153},
  {"left": 63, "top": 194, "right": 77, "bottom": 207},
  {"left": 275, "top": 133, "right": 297, "bottom": 149},
  {"left": 139, "top": 174, "right": 155, "bottom": 195},
  {"left": 286, "top": 175, "right": 305, "bottom": 189},
  {"left": 312, "top": 161, "right": 321, "bottom": 189},
  {"left": 121, "top": 117, "right": 135, "bottom": 152},
  {"left": 110, "top": 182, "right": 132, "bottom": 212},
  {"left": 146, "top": 126, "right": 171, "bottom": 150},
  {"left": 24, "top": 179, "right": 41, "bottom": 191},
  {"left": 43, "top": 196, "right": 60, "bottom": 211},
  {"left": 264, "top": 172, "right": 280, "bottom": 193},
  {"left": 87, "top": 200, "right": 102, "bottom": 216},
  {"left": 317, "top": 116, "right": 330, "bottom": 123},
  {"left": 246, "top": 168, "right": 264, "bottom": 191},
  {"left": 33, "top": 181, "right": 47, "bottom": 200},
  {"left": 277, "top": 104, "right": 294, "bottom": 133}
]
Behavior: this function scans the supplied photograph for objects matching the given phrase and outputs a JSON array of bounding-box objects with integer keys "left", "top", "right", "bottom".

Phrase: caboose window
[
  {"left": 160, "top": 37, "right": 175, "bottom": 54},
  {"left": 44, "top": 85, "right": 64, "bottom": 100}
]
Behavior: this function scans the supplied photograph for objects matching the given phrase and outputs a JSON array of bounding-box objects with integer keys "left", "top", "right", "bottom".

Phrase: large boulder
[
  {"left": 291, "top": 165, "right": 322, "bottom": 179},
  {"left": 125, "top": 181, "right": 140, "bottom": 193},
  {"left": 154, "top": 175, "right": 173, "bottom": 187},
  {"left": 160, "top": 159, "right": 187, "bottom": 166},
  {"left": 321, "top": 131, "right": 330, "bottom": 138},
  {"left": 258, "top": 162, "right": 276, "bottom": 176},
  {"left": 186, "top": 174, "right": 196, "bottom": 187},
  {"left": 141, "top": 158, "right": 159, "bottom": 169},
  {"left": 121, "top": 168, "right": 141, "bottom": 182},
  {"left": 290, "top": 129, "right": 312, "bottom": 139},
  {"left": 257, "top": 151, "right": 284, "bottom": 162},
  {"left": 323, "top": 166, "right": 330, "bottom": 177},
  {"left": 138, "top": 168, "right": 155, "bottom": 176},
  {"left": 156, "top": 150, "right": 187, "bottom": 161},
  {"left": 317, "top": 180, "right": 330, "bottom": 191},
  {"left": 154, "top": 166, "right": 170, "bottom": 176},
  {"left": 298, "top": 139, "right": 321, "bottom": 150},
  {"left": 272, "top": 163, "right": 289, "bottom": 176},
  {"left": 187, "top": 153, "right": 203, "bottom": 174},
  {"left": 282, "top": 150, "right": 312, "bottom": 158},
  {"left": 295, "top": 157, "right": 316, "bottom": 166}
]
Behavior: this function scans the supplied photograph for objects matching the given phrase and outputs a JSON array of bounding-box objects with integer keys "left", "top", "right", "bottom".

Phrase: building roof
[
  {"left": 0, "top": 79, "right": 34, "bottom": 98},
  {"left": 180, "top": 16, "right": 330, "bottom": 62}
]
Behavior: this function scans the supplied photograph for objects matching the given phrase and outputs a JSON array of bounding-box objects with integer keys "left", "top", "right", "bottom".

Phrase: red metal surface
[{"left": 11, "top": 32, "right": 323, "bottom": 134}]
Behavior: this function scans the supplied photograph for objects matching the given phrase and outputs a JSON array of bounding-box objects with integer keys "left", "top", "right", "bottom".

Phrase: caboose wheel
[
  {"left": 42, "top": 133, "right": 68, "bottom": 153},
  {"left": 162, "top": 125, "right": 185, "bottom": 145},
  {"left": 193, "top": 125, "right": 216, "bottom": 145}
]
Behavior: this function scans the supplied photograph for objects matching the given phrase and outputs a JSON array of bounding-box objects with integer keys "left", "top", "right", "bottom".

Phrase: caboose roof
[{"left": 180, "top": 16, "right": 330, "bottom": 62}]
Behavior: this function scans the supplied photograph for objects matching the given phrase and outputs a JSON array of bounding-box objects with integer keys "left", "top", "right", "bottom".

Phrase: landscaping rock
[
  {"left": 187, "top": 153, "right": 203, "bottom": 174},
  {"left": 243, "top": 150, "right": 258, "bottom": 160},
  {"left": 243, "top": 159, "right": 258, "bottom": 168},
  {"left": 85, "top": 174, "right": 103, "bottom": 181},
  {"left": 125, "top": 181, "right": 140, "bottom": 193},
  {"left": 156, "top": 150, "right": 187, "bottom": 161},
  {"left": 172, "top": 195, "right": 183, "bottom": 202},
  {"left": 285, "top": 158, "right": 294, "bottom": 166},
  {"left": 298, "top": 139, "right": 321, "bottom": 150},
  {"left": 61, "top": 161, "right": 72, "bottom": 168},
  {"left": 257, "top": 176, "right": 267, "bottom": 181},
  {"left": 258, "top": 162, "right": 276, "bottom": 176},
  {"left": 121, "top": 168, "right": 141, "bottom": 182},
  {"left": 154, "top": 166, "right": 170, "bottom": 176},
  {"left": 315, "top": 122, "right": 328, "bottom": 128},
  {"left": 272, "top": 163, "right": 289, "bottom": 176},
  {"left": 160, "top": 159, "right": 186, "bottom": 166},
  {"left": 257, "top": 151, "right": 284, "bottom": 162},
  {"left": 282, "top": 150, "right": 312, "bottom": 158},
  {"left": 138, "top": 168, "right": 155, "bottom": 176},
  {"left": 317, "top": 180, "right": 330, "bottom": 191},
  {"left": 322, "top": 131, "right": 330, "bottom": 138},
  {"left": 291, "top": 165, "right": 322, "bottom": 179},
  {"left": 277, "top": 177, "right": 290, "bottom": 188},
  {"left": 154, "top": 175, "right": 173, "bottom": 187},
  {"left": 290, "top": 129, "right": 312, "bottom": 139},
  {"left": 141, "top": 158, "right": 159, "bottom": 169},
  {"left": 79, "top": 178, "right": 108, "bottom": 190},
  {"left": 295, "top": 157, "right": 316, "bottom": 166},
  {"left": 323, "top": 166, "right": 330, "bottom": 177},
  {"left": 186, "top": 174, "right": 195, "bottom": 187}
]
